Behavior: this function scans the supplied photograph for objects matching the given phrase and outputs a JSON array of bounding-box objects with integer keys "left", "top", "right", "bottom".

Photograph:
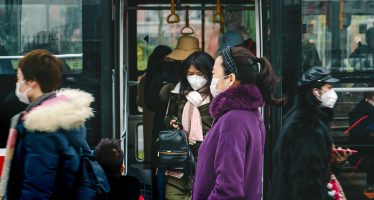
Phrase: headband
[{"left": 221, "top": 46, "right": 239, "bottom": 79}]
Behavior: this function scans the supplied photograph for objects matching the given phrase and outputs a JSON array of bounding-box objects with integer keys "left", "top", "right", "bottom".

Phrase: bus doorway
[{"left": 120, "top": 0, "right": 262, "bottom": 199}]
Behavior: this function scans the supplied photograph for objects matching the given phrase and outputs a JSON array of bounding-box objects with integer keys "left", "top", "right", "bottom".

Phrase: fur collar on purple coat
[{"left": 210, "top": 84, "right": 265, "bottom": 120}]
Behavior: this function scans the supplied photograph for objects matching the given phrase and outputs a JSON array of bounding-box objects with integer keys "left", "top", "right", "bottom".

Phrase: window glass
[
  {"left": 302, "top": 1, "right": 374, "bottom": 73},
  {"left": 137, "top": 124, "right": 144, "bottom": 161},
  {"left": 136, "top": 5, "right": 203, "bottom": 71},
  {"left": 0, "top": 1, "right": 82, "bottom": 74},
  {"left": 136, "top": 4, "right": 256, "bottom": 71},
  {"left": 0, "top": 0, "right": 105, "bottom": 147}
]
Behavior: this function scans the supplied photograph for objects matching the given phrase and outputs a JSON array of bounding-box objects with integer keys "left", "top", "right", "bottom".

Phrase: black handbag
[
  {"left": 157, "top": 99, "right": 195, "bottom": 172},
  {"left": 157, "top": 128, "right": 191, "bottom": 170}
]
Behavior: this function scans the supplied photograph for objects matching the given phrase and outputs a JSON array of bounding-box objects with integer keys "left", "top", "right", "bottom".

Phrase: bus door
[{"left": 121, "top": 0, "right": 262, "bottom": 198}]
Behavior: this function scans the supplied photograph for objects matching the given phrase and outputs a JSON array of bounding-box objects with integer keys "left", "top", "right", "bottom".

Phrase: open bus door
[{"left": 120, "top": 0, "right": 264, "bottom": 199}]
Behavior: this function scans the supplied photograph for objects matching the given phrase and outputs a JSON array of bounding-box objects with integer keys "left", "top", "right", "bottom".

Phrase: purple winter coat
[{"left": 193, "top": 84, "right": 266, "bottom": 200}]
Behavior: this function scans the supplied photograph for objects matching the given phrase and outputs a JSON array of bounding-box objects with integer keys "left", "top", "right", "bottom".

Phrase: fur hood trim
[
  {"left": 24, "top": 88, "right": 94, "bottom": 132},
  {"left": 210, "top": 84, "right": 264, "bottom": 119}
]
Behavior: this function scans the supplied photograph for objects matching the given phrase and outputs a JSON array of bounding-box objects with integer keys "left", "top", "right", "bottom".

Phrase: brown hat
[{"left": 166, "top": 35, "right": 200, "bottom": 61}]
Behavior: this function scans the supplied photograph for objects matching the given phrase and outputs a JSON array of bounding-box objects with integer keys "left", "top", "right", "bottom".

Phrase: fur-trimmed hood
[
  {"left": 210, "top": 84, "right": 264, "bottom": 119},
  {"left": 23, "top": 88, "right": 94, "bottom": 132}
]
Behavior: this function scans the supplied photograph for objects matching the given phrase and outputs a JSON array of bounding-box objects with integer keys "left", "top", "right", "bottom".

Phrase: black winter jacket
[
  {"left": 270, "top": 92, "right": 332, "bottom": 200},
  {"left": 348, "top": 99, "right": 374, "bottom": 142}
]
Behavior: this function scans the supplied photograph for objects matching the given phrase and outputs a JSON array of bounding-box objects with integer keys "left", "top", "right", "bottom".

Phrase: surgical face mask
[
  {"left": 15, "top": 81, "right": 32, "bottom": 104},
  {"left": 187, "top": 75, "right": 208, "bottom": 91},
  {"left": 210, "top": 76, "right": 228, "bottom": 97},
  {"left": 319, "top": 89, "right": 338, "bottom": 108}
]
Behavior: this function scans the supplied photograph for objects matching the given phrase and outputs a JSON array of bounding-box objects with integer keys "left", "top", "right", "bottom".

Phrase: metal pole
[{"left": 124, "top": 5, "right": 255, "bottom": 11}]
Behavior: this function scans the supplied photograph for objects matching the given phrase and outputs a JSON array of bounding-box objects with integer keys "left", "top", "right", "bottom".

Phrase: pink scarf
[{"left": 181, "top": 91, "right": 210, "bottom": 143}]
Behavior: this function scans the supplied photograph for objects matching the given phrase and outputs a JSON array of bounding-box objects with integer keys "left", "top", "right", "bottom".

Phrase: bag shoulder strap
[
  {"left": 343, "top": 115, "right": 369, "bottom": 135},
  {"left": 165, "top": 98, "right": 171, "bottom": 118}
]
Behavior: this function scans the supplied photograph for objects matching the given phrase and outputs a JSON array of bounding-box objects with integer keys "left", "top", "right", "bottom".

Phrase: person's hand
[
  {"left": 170, "top": 119, "right": 179, "bottom": 129},
  {"left": 331, "top": 147, "right": 354, "bottom": 165}
]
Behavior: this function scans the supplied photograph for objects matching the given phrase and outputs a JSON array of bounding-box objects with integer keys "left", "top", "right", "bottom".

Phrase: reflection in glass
[
  {"left": 0, "top": 1, "right": 82, "bottom": 74},
  {"left": 302, "top": 0, "right": 374, "bottom": 73}
]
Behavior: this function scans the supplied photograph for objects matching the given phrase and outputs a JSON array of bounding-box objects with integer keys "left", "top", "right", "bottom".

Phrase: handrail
[
  {"left": 180, "top": 5, "right": 194, "bottom": 35},
  {"left": 125, "top": 5, "right": 255, "bottom": 11},
  {"left": 0, "top": 53, "right": 83, "bottom": 59},
  {"left": 166, "top": 0, "right": 180, "bottom": 24},
  {"left": 334, "top": 87, "right": 374, "bottom": 92},
  {"left": 213, "top": 0, "right": 224, "bottom": 23}
]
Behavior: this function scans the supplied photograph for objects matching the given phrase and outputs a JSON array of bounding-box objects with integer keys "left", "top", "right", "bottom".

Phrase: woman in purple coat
[{"left": 192, "top": 46, "right": 284, "bottom": 200}]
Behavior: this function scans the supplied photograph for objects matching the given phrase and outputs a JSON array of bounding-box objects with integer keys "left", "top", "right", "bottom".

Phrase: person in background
[
  {"left": 269, "top": 66, "right": 352, "bottom": 200},
  {"left": 163, "top": 52, "right": 214, "bottom": 199},
  {"left": 349, "top": 27, "right": 374, "bottom": 70},
  {"left": 193, "top": 46, "right": 285, "bottom": 200},
  {"left": 7, "top": 49, "right": 94, "bottom": 199},
  {"left": 217, "top": 30, "right": 244, "bottom": 55},
  {"left": 137, "top": 45, "right": 172, "bottom": 165},
  {"left": 302, "top": 24, "right": 322, "bottom": 72},
  {"left": 348, "top": 91, "right": 374, "bottom": 193},
  {"left": 149, "top": 35, "right": 200, "bottom": 200},
  {"left": 94, "top": 138, "right": 142, "bottom": 200}
]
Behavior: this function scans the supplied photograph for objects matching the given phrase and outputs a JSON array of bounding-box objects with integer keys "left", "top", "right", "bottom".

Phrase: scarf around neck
[{"left": 182, "top": 91, "right": 210, "bottom": 143}]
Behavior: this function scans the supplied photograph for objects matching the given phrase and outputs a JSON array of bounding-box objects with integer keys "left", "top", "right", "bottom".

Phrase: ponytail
[
  {"left": 256, "top": 57, "right": 286, "bottom": 106},
  {"left": 228, "top": 47, "right": 286, "bottom": 106}
]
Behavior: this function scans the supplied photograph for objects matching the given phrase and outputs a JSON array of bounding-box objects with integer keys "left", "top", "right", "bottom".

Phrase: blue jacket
[{"left": 8, "top": 89, "right": 94, "bottom": 200}]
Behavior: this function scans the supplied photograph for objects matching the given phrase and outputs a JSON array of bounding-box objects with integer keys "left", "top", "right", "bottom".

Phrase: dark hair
[
  {"left": 147, "top": 45, "right": 172, "bottom": 70},
  {"left": 222, "top": 46, "right": 285, "bottom": 106},
  {"left": 180, "top": 52, "right": 214, "bottom": 95},
  {"left": 94, "top": 138, "right": 124, "bottom": 176},
  {"left": 18, "top": 49, "right": 63, "bottom": 93},
  {"left": 364, "top": 91, "right": 374, "bottom": 99}
]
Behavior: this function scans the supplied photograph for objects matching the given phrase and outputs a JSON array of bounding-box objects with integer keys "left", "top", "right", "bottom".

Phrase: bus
[{"left": 0, "top": 0, "right": 373, "bottom": 199}]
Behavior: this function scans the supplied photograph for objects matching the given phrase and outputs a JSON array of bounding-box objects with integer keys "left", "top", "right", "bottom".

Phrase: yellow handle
[
  {"left": 180, "top": 27, "right": 194, "bottom": 35},
  {"left": 213, "top": 0, "right": 224, "bottom": 23},
  {"left": 180, "top": 5, "right": 194, "bottom": 35},
  {"left": 167, "top": 0, "right": 180, "bottom": 24}
]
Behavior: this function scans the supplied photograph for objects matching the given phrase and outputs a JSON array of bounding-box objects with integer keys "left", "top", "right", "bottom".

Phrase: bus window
[
  {"left": 302, "top": 0, "right": 374, "bottom": 197},
  {"left": 1, "top": 0, "right": 111, "bottom": 147},
  {"left": 302, "top": 0, "right": 374, "bottom": 73},
  {"left": 136, "top": 4, "right": 256, "bottom": 72},
  {"left": 136, "top": 4, "right": 203, "bottom": 71},
  {"left": 0, "top": 1, "right": 83, "bottom": 74}
]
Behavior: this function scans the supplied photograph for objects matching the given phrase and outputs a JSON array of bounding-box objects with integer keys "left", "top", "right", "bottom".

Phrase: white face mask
[
  {"left": 15, "top": 81, "right": 32, "bottom": 104},
  {"left": 210, "top": 76, "right": 228, "bottom": 97},
  {"left": 187, "top": 75, "right": 208, "bottom": 91},
  {"left": 318, "top": 89, "right": 338, "bottom": 108}
]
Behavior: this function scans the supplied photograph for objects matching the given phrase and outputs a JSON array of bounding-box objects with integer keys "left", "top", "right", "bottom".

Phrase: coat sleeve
[
  {"left": 18, "top": 132, "right": 73, "bottom": 200},
  {"left": 286, "top": 126, "right": 331, "bottom": 200},
  {"left": 208, "top": 116, "right": 248, "bottom": 199}
]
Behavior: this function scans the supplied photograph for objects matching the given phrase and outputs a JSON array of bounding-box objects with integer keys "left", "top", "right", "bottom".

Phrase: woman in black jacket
[{"left": 270, "top": 66, "right": 343, "bottom": 200}]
